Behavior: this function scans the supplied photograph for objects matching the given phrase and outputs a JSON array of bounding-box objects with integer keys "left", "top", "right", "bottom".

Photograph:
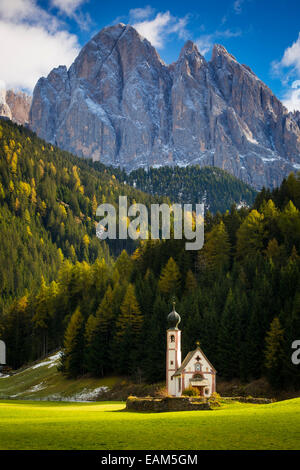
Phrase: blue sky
[{"left": 0, "top": 0, "right": 300, "bottom": 111}]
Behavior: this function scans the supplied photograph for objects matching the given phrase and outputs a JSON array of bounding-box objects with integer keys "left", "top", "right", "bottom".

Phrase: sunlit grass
[{"left": 0, "top": 398, "right": 299, "bottom": 450}]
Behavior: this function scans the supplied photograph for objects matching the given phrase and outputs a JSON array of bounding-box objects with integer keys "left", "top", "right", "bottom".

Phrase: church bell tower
[{"left": 166, "top": 303, "right": 182, "bottom": 397}]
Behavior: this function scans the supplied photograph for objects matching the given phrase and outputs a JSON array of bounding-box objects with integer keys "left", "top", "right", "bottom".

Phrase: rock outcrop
[
  {"left": 0, "top": 89, "right": 31, "bottom": 125},
  {"left": 29, "top": 24, "right": 300, "bottom": 189}
]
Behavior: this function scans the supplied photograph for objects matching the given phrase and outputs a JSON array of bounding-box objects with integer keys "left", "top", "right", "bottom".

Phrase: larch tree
[
  {"left": 203, "top": 221, "right": 231, "bottom": 274},
  {"left": 158, "top": 257, "right": 181, "bottom": 297}
]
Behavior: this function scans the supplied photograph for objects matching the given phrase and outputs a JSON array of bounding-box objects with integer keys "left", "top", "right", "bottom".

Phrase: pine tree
[
  {"left": 60, "top": 307, "right": 85, "bottom": 378},
  {"left": 264, "top": 317, "right": 285, "bottom": 388},
  {"left": 142, "top": 294, "right": 168, "bottom": 383},
  {"left": 236, "top": 210, "right": 265, "bottom": 261},
  {"left": 85, "top": 285, "right": 115, "bottom": 376},
  {"left": 113, "top": 283, "right": 143, "bottom": 375},
  {"left": 203, "top": 221, "right": 231, "bottom": 274},
  {"left": 184, "top": 269, "right": 198, "bottom": 293},
  {"left": 158, "top": 257, "right": 181, "bottom": 297},
  {"left": 217, "top": 289, "right": 241, "bottom": 379}
]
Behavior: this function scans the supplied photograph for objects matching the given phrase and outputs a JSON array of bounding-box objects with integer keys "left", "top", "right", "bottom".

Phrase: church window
[
  {"left": 170, "top": 335, "right": 175, "bottom": 342},
  {"left": 195, "top": 363, "right": 201, "bottom": 371},
  {"left": 170, "top": 361, "right": 173, "bottom": 365}
]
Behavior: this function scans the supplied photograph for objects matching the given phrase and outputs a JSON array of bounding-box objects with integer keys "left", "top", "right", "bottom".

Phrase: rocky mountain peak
[
  {"left": 179, "top": 40, "right": 201, "bottom": 57},
  {"left": 29, "top": 24, "right": 300, "bottom": 189},
  {"left": 212, "top": 44, "right": 237, "bottom": 62},
  {"left": 0, "top": 88, "right": 31, "bottom": 125}
]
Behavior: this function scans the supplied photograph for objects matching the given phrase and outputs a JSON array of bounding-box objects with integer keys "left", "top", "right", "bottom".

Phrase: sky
[{"left": 0, "top": 0, "right": 300, "bottom": 111}]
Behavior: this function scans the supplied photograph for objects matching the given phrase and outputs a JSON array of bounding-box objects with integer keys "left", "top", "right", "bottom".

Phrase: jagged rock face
[
  {"left": 0, "top": 89, "right": 31, "bottom": 125},
  {"left": 29, "top": 24, "right": 300, "bottom": 189}
]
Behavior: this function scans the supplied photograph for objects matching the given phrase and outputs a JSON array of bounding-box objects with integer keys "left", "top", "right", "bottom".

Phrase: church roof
[{"left": 172, "top": 346, "right": 216, "bottom": 377}]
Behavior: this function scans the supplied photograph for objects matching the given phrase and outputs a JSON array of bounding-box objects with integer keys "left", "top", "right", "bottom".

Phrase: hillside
[
  {"left": 92, "top": 163, "right": 257, "bottom": 214},
  {"left": 0, "top": 118, "right": 258, "bottom": 314},
  {"left": 0, "top": 169, "right": 299, "bottom": 389},
  {"left": 0, "top": 119, "right": 167, "bottom": 313},
  {"left": 0, "top": 351, "right": 117, "bottom": 401},
  {"left": 0, "top": 119, "right": 300, "bottom": 391}
]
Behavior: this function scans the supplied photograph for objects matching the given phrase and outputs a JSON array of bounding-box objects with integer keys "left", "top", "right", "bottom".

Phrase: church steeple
[{"left": 166, "top": 303, "right": 182, "bottom": 397}]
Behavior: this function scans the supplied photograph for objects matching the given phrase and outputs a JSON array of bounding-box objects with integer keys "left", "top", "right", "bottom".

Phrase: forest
[
  {"left": 0, "top": 119, "right": 300, "bottom": 390},
  {"left": 92, "top": 162, "right": 257, "bottom": 214},
  {"left": 0, "top": 119, "right": 168, "bottom": 314}
]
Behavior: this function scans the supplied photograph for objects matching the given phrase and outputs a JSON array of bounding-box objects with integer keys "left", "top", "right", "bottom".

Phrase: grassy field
[{"left": 0, "top": 398, "right": 299, "bottom": 450}]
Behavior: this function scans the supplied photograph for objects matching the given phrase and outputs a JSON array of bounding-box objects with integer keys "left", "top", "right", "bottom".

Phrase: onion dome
[{"left": 167, "top": 302, "right": 181, "bottom": 329}]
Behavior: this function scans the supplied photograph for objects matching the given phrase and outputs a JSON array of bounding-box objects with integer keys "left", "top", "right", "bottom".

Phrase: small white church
[{"left": 166, "top": 303, "right": 216, "bottom": 397}]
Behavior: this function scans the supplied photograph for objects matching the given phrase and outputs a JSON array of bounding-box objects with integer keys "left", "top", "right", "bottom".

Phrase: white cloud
[
  {"left": 195, "top": 35, "right": 214, "bottom": 56},
  {"left": 132, "top": 11, "right": 189, "bottom": 49},
  {"left": 129, "top": 6, "right": 155, "bottom": 21},
  {"left": 0, "top": 0, "right": 80, "bottom": 92},
  {"left": 280, "top": 33, "right": 300, "bottom": 75},
  {"left": 0, "top": 21, "right": 79, "bottom": 91},
  {"left": 273, "top": 33, "right": 300, "bottom": 111},
  {"left": 233, "top": 0, "right": 245, "bottom": 14},
  {"left": 196, "top": 29, "right": 242, "bottom": 57},
  {"left": 282, "top": 81, "right": 300, "bottom": 113},
  {"left": 0, "top": 0, "right": 58, "bottom": 30},
  {"left": 51, "top": 0, "right": 87, "bottom": 17},
  {"left": 50, "top": 0, "right": 91, "bottom": 30}
]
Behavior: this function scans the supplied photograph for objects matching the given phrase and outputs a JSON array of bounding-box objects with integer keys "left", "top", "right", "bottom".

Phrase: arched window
[
  {"left": 170, "top": 335, "right": 175, "bottom": 343},
  {"left": 195, "top": 362, "right": 201, "bottom": 372}
]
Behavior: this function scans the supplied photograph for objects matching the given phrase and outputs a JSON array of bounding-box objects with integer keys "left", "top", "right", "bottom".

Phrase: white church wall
[
  {"left": 0, "top": 340, "right": 6, "bottom": 364},
  {"left": 181, "top": 349, "right": 215, "bottom": 396}
]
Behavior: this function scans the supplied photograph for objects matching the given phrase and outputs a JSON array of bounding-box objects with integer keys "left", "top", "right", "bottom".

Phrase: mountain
[
  {"left": 0, "top": 89, "right": 31, "bottom": 125},
  {"left": 29, "top": 24, "right": 300, "bottom": 190}
]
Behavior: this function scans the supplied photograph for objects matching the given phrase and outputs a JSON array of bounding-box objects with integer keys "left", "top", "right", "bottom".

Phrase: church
[{"left": 166, "top": 303, "right": 216, "bottom": 397}]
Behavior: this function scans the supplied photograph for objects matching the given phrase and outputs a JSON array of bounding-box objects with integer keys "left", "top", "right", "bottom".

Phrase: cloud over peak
[
  {"left": 130, "top": 9, "right": 189, "bottom": 49},
  {"left": 273, "top": 33, "right": 300, "bottom": 111}
]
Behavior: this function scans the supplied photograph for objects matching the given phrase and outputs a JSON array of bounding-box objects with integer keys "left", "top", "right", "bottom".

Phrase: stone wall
[
  {"left": 222, "top": 396, "right": 275, "bottom": 404},
  {"left": 126, "top": 396, "right": 211, "bottom": 412}
]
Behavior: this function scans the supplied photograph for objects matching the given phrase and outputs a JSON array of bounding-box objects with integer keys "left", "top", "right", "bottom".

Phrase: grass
[
  {"left": 0, "top": 398, "right": 299, "bottom": 450},
  {"left": 0, "top": 352, "right": 119, "bottom": 400}
]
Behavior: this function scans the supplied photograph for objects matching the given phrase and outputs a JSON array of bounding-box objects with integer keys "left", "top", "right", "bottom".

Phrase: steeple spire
[{"left": 167, "top": 301, "right": 181, "bottom": 329}]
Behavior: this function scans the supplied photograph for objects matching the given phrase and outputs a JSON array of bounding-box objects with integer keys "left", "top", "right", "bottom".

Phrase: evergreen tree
[
  {"left": 142, "top": 294, "right": 168, "bottom": 383},
  {"left": 158, "top": 257, "right": 181, "bottom": 297},
  {"left": 60, "top": 307, "right": 85, "bottom": 378},
  {"left": 113, "top": 284, "right": 143, "bottom": 375},
  {"left": 236, "top": 210, "right": 265, "bottom": 261},
  {"left": 264, "top": 317, "right": 285, "bottom": 389},
  {"left": 203, "top": 221, "right": 231, "bottom": 274},
  {"left": 85, "top": 285, "right": 115, "bottom": 376},
  {"left": 217, "top": 289, "right": 241, "bottom": 379}
]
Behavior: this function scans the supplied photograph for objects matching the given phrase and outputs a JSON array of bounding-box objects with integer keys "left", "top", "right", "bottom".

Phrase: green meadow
[{"left": 0, "top": 398, "right": 299, "bottom": 450}]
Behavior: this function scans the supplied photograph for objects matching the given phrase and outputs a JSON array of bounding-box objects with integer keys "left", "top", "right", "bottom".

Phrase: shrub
[
  {"left": 209, "top": 392, "right": 221, "bottom": 406},
  {"left": 182, "top": 386, "right": 199, "bottom": 397}
]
